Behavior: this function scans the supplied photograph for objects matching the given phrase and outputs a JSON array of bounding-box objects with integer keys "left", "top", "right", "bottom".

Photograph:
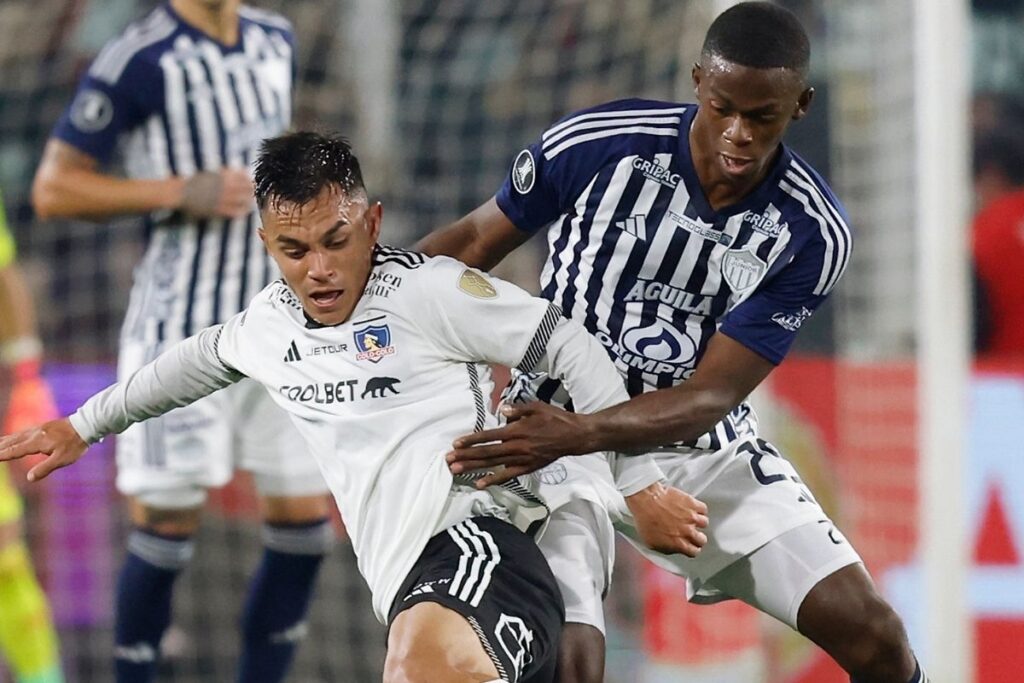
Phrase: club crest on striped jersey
[
  {"left": 721, "top": 245, "right": 767, "bottom": 292},
  {"left": 354, "top": 322, "right": 395, "bottom": 363},
  {"left": 512, "top": 150, "right": 536, "bottom": 194},
  {"left": 457, "top": 269, "right": 497, "bottom": 299}
]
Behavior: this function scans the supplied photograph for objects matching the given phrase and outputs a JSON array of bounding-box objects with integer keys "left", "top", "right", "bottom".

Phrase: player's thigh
[
  {"left": 536, "top": 498, "right": 613, "bottom": 635},
  {"left": 699, "top": 518, "right": 862, "bottom": 630},
  {"left": 115, "top": 340, "right": 234, "bottom": 498},
  {"left": 385, "top": 601, "right": 501, "bottom": 683},
  {"left": 232, "top": 381, "right": 329, "bottom": 499},
  {"left": 389, "top": 517, "right": 564, "bottom": 683}
]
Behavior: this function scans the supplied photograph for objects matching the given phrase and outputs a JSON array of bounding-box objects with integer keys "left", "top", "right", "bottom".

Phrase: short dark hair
[
  {"left": 254, "top": 131, "right": 366, "bottom": 210},
  {"left": 701, "top": 2, "right": 810, "bottom": 74}
]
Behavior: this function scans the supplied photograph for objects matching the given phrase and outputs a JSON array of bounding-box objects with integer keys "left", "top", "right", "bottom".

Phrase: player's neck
[{"left": 171, "top": 0, "right": 240, "bottom": 46}]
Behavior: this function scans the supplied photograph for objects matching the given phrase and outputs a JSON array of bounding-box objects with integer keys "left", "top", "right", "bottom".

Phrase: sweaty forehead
[
  {"left": 263, "top": 189, "right": 365, "bottom": 236},
  {"left": 701, "top": 54, "right": 805, "bottom": 103}
]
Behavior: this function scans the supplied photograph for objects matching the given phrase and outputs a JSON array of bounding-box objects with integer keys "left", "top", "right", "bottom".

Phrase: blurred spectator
[{"left": 971, "top": 127, "right": 1024, "bottom": 359}]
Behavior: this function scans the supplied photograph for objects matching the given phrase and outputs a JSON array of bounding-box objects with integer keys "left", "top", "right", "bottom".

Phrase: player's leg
[
  {"left": 387, "top": 517, "right": 564, "bottom": 683},
  {"left": 699, "top": 518, "right": 922, "bottom": 683},
  {"left": 114, "top": 496, "right": 201, "bottom": 683},
  {"left": 385, "top": 602, "right": 503, "bottom": 682},
  {"left": 535, "top": 499, "right": 612, "bottom": 683},
  {"left": 113, "top": 339, "right": 234, "bottom": 682},
  {"left": 236, "top": 383, "right": 332, "bottom": 683},
  {"left": 0, "top": 467, "right": 64, "bottom": 683}
]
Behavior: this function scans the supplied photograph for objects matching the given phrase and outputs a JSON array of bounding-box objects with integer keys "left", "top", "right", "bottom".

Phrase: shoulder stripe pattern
[
  {"left": 517, "top": 303, "right": 563, "bottom": 372},
  {"left": 779, "top": 162, "right": 852, "bottom": 295},
  {"left": 541, "top": 105, "right": 686, "bottom": 161},
  {"left": 90, "top": 8, "right": 176, "bottom": 84},
  {"left": 372, "top": 244, "right": 425, "bottom": 269},
  {"left": 238, "top": 5, "right": 293, "bottom": 31}
]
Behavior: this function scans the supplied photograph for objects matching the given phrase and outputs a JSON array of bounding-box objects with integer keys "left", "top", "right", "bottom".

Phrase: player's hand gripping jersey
[
  {"left": 498, "top": 98, "right": 852, "bottom": 451},
  {"left": 69, "top": 248, "right": 663, "bottom": 621}
]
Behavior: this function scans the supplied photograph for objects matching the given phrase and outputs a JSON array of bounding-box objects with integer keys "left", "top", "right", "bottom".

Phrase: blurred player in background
[
  {"left": 4, "top": 131, "right": 710, "bottom": 683},
  {"left": 0, "top": 189, "right": 64, "bottom": 683},
  {"left": 30, "top": 2, "right": 332, "bottom": 681},
  {"left": 421, "top": 3, "right": 926, "bottom": 682}
]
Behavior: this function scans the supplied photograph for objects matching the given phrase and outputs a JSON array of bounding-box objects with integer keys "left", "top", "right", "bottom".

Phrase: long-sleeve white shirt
[{"left": 70, "top": 249, "right": 663, "bottom": 621}]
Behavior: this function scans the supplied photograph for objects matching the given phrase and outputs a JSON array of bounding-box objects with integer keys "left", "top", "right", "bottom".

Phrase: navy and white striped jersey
[
  {"left": 497, "top": 98, "right": 852, "bottom": 450},
  {"left": 52, "top": 3, "right": 294, "bottom": 344}
]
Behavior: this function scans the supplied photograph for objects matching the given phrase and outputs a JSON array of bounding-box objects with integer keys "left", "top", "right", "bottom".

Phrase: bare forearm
[
  {"left": 415, "top": 219, "right": 500, "bottom": 270},
  {"left": 579, "top": 385, "right": 736, "bottom": 453},
  {"left": 32, "top": 167, "right": 183, "bottom": 221}
]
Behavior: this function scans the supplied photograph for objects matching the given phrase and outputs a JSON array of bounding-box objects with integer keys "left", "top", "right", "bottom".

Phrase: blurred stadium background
[{"left": 0, "top": 0, "right": 1019, "bottom": 680}]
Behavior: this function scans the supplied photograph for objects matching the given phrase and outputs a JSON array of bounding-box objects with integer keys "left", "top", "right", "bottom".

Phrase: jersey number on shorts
[{"left": 739, "top": 439, "right": 820, "bottom": 506}]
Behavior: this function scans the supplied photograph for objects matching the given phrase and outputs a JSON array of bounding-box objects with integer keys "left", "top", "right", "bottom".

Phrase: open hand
[
  {"left": 0, "top": 418, "right": 88, "bottom": 482},
  {"left": 626, "top": 481, "right": 709, "bottom": 556},
  {"left": 447, "top": 401, "right": 594, "bottom": 488}
]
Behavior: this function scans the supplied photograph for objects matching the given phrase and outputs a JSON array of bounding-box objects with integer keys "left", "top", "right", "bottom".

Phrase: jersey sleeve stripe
[
  {"left": 544, "top": 126, "right": 679, "bottom": 160},
  {"left": 543, "top": 115, "right": 682, "bottom": 150},
  {"left": 516, "top": 303, "right": 563, "bottom": 372},
  {"left": 783, "top": 167, "right": 852, "bottom": 294},
  {"left": 542, "top": 105, "right": 688, "bottom": 140},
  {"left": 90, "top": 9, "right": 176, "bottom": 84},
  {"left": 778, "top": 177, "right": 847, "bottom": 296},
  {"left": 237, "top": 6, "right": 294, "bottom": 32}
]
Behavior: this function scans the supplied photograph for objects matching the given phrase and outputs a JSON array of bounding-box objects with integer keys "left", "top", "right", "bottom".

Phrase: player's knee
[
  {"left": 841, "top": 599, "right": 912, "bottom": 676},
  {"left": 129, "top": 497, "right": 202, "bottom": 537}
]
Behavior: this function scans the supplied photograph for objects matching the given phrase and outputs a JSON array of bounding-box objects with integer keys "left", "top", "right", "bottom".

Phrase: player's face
[
  {"left": 259, "top": 186, "right": 382, "bottom": 326},
  {"left": 691, "top": 55, "right": 813, "bottom": 184}
]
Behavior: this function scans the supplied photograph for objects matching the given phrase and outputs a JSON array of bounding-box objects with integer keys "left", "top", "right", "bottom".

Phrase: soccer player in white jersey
[
  {"left": 419, "top": 3, "right": 928, "bottom": 683},
  {"left": 30, "top": 2, "right": 332, "bottom": 681},
  {"left": 4, "top": 132, "right": 709, "bottom": 683}
]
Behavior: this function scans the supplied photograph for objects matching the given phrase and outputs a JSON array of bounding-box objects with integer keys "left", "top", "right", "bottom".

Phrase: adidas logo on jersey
[
  {"left": 616, "top": 215, "right": 647, "bottom": 240},
  {"left": 284, "top": 340, "right": 302, "bottom": 362}
]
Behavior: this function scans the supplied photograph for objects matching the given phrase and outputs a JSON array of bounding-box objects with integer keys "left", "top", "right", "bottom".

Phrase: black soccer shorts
[{"left": 388, "top": 516, "right": 564, "bottom": 683}]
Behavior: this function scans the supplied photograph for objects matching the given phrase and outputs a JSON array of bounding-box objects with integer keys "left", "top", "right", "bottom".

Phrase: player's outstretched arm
[
  {"left": 0, "top": 418, "right": 88, "bottom": 482},
  {"left": 414, "top": 197, "right": 530, "bottom": 270},
  {"left": 32, "top": 139, "right": 254, "bottom": 222},
  {"left": 449, "top": 332, "right": 773, "bottom": 465}
]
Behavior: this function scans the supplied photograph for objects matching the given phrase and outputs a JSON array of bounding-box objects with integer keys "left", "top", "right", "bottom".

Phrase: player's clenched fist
[
  {"left": 178, "top": 168, "right": 255, "bottom": 219},
  {"left": 0, "top": 418, "right": 88, "bottom": 482},
  {"left": 625, "top": 481, "right": 709, "bottom": 557}
]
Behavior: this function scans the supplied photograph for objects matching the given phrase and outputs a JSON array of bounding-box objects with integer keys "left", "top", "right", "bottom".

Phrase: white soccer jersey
[{"left": 71, "top": 248, "right": 660, "bottom": 621}]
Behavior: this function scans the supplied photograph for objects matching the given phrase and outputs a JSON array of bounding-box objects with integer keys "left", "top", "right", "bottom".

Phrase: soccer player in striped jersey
[
  {"left": 0, "top": 191, "right": 64, "bottom": 683},
  {"left": 420, "top": 3, "right": 927, "bottom": 683},
  {"left": 30, "top": 3, "right": 331, "bottom": 682},
  {"left": 1, "top": 132, "right": 710, "bottom": 683}
]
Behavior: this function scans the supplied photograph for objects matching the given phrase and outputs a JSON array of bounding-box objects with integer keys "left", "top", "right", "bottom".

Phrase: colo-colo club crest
[{"left": 354, "top": 322, "right": 395, "bottom": 363}]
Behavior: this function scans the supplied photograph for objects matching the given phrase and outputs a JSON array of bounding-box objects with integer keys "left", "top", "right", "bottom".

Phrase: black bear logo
[{"left": 361, "top": 376, "right": 401, "bottom": 399}]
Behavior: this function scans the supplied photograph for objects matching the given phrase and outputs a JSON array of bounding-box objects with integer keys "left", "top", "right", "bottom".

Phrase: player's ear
[
  {"left": 691, "top": 62, "right": 703, "bottom": 98},
  {"left": 366, "top": 201, "right": 382, "bottom": 242},
  {"left": 793, "top": 86, "right": 814, "bottom": 121},
  {"left": 257, "top": 227, "right": 267, "bottom": 247}
]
